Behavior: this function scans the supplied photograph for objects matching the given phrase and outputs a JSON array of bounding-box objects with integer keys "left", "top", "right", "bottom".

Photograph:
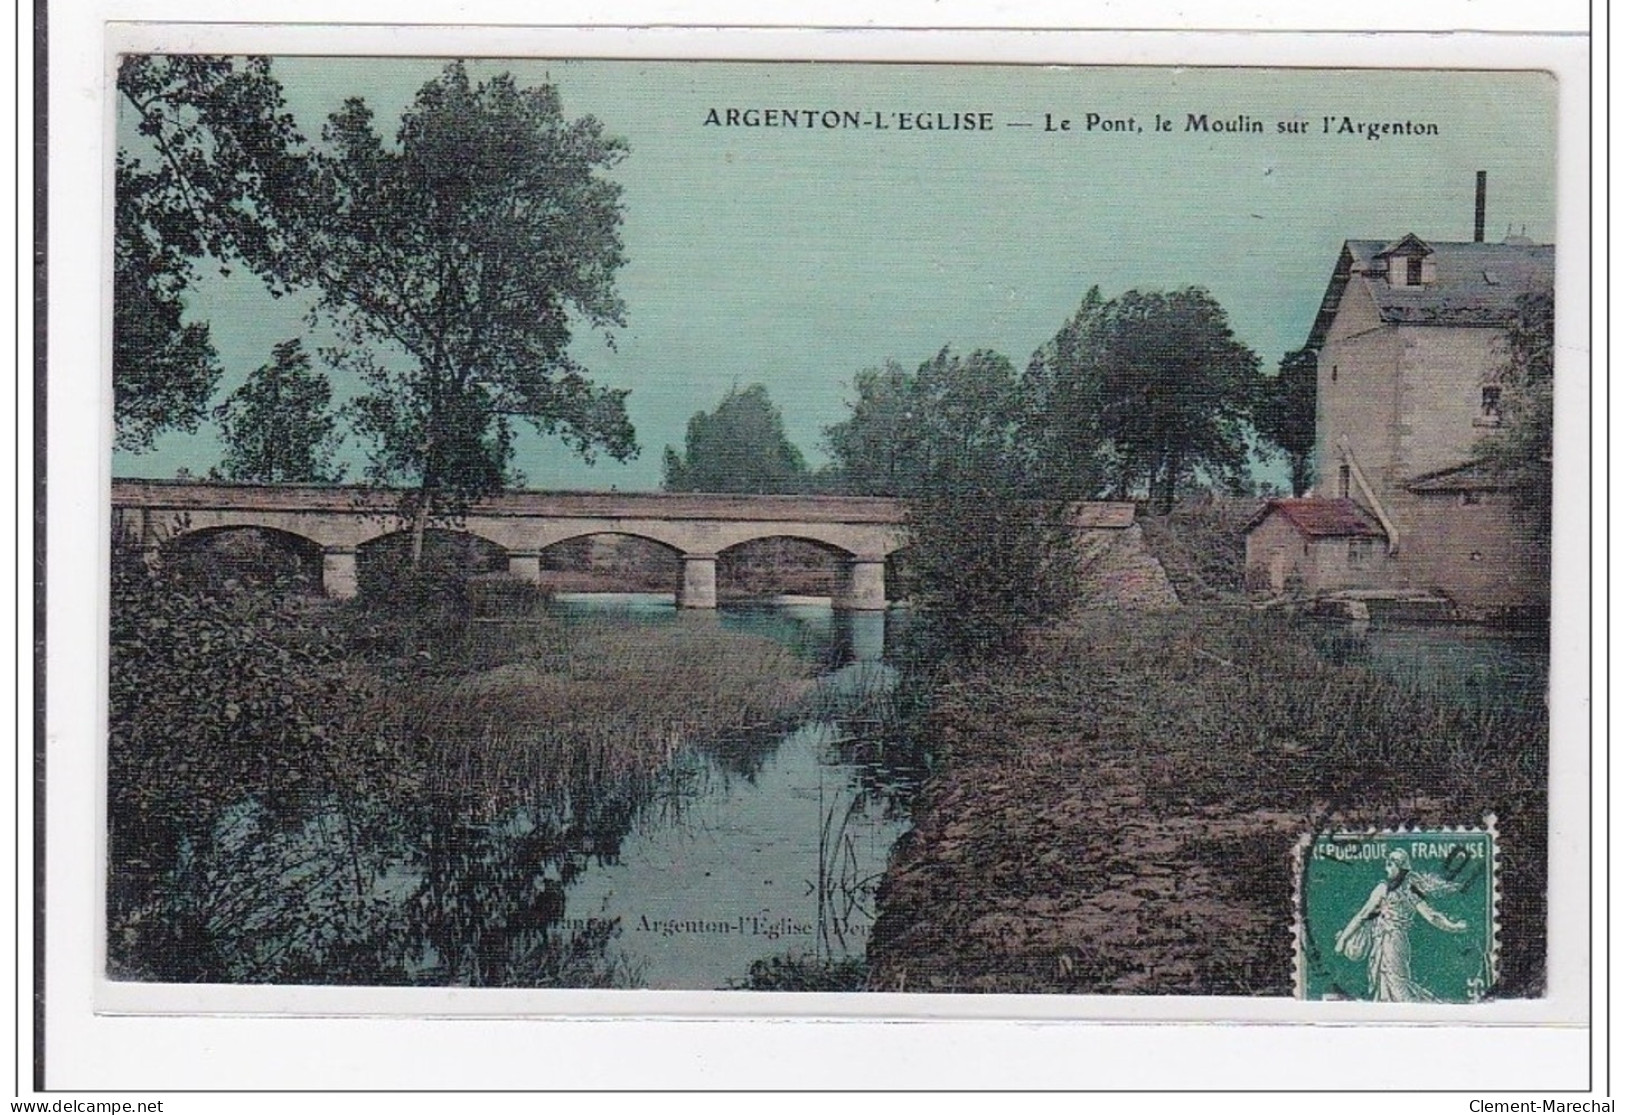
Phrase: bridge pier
[
  {"left": 833, "top": 610, "right": 888, "bottom": 662},
  {"left": 678, "top": 554, "right": 718, "bottom": 609},
  {"left": 507, "top": 550, "right": 543, "bottom": 583},
  {"left": 833, "top": 558, "right": 887, "bottom": 611},
  {"left": 322, "top": 547, "right": 359, "bottom": 599}
]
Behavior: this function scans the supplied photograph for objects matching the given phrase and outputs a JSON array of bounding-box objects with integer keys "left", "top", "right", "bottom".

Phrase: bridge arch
[
  {"left": 125, "top": 508, "right": 361, "bottom": 552},
  {"left": 527, "top": 521, "right": 699, "bottom": 556},
  {"left": 716, "top": 531, "right": 857, "bottom": 560},
  {"left": 706, "top": 522, "right": 906, "bottom": 560},
  {"left": 713, "top": 535, "right": 844, "bottom": 603},
  {"left": 712, "top": 533, "right": 890, "bottom": 611},
  {"left": 353, "top": 527, "right": 511, "bottom": 601},
  {"left": 163, "top": 524, "right": 327, "bottom": 592},
  {"left": 532, "top": 527, "right": 687, "bottom": 557},
  {"left": 165, "top": 521, "right": 326, "bottom": 553},
  {"left": 525, "top": 531, "right": 683, "bottom": 597},
  {"left": 350, "top": 522, "right": 517, "bottom": 554}
]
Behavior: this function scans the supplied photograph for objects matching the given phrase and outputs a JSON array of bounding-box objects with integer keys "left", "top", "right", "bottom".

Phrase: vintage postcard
[{"left": 85, "top": 33, "right": 1584, "bottom": 1047}]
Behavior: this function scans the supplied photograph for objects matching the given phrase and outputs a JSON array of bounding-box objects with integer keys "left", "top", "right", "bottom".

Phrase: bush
[
  {"left": 468, "top": 573, "right": 551, "bottom": 620},
  {"left": 106, "top": 550, "right": 358, "bottom": 975},
  {"left": 905, "top": 492, "right": 1079, "bottom": 663}
]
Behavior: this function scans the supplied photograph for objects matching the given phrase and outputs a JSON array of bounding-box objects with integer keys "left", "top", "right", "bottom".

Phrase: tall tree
[
  {"left": 304, "top": 62, "right": 637, "bottom": 560},
  {"left": 1475, "top": 289, "right": 1555, "bottom": 528},
  {"left": 1255, "top": 347, "right": 1318, "bottom": 497},
  {"left": 824, "top": 349, "right": 1046, "bottom": 499},
  {"left": 1020, "top": 286, "right": 1113, "bottom": 499},
  {"left": 821, "top": 361, "right": 924, "bottom": 497},
  {"left": 827, "top": 348, "right": 1076, "bottom": 660},
  {"left": 1090, "top": 288, "right": 1261, "bottom": 512},
  {"left": 114, "top": 55, "right": 311, "bottom": 450},
  {"left": 212, "top": 339, "right": 344, "bottom": 483},
  {"left": 908, "top": 347, "right": 1043, "bottom": 493},
  {"left": 662, "top": 384, "right": 809, "bottom": 494}
]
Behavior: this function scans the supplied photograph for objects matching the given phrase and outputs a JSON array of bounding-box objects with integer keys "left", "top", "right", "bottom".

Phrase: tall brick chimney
[{"left": 1474, "top": 171, "right": 1487, "bottom": 242}]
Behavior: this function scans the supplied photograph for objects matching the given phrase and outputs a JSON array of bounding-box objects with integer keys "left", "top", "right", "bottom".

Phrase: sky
[{"left": 113, "top": 59, "right": 1558, "bottom": 491}]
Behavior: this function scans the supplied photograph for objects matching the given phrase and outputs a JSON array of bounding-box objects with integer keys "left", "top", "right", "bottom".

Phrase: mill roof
[
  {"left": 1245, "top": 498, "right": 1386, "bottom": 539},
  {"left": 1406, "top": 459, "right": 1542, "bottom": 492},
  {"left": 1306, "top": 236, "right": 1554, "bottom": 349}
]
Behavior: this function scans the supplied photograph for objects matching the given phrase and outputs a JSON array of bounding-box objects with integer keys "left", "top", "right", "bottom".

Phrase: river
[
  {"left": 1306, "top": 618, "right": 1549, "bottom": 712},
  {"left": 113, "top": 592, "right": 1547, "bottom": 991},
  {"left": 108, "top": 591, "right": 919, "bottom": 990},
  {"left": 551, "top": 594, "right": 914, "bottom": 989}
]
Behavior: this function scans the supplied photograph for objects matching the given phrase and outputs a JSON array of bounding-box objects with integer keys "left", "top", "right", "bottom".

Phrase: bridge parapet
[
  {"left": 110, "top": 479, "right": 910, "bottom": 524},
  {"left": 111, "top": 479, "right": 1136, "bottom": 608}
]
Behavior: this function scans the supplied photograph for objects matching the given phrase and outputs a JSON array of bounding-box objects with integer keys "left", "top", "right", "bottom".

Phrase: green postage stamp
[{"left": 1295, "top": 821, "right": 1500, "bottom": 1002}]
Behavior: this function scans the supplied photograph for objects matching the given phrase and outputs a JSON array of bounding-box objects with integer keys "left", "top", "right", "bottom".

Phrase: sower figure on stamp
[{"left": 1334, "top": 849, "right": 1468, "bottom": 1002}]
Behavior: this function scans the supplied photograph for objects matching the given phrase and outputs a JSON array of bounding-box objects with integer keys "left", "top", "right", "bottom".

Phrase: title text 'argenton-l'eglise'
[{"left": 703, "top": 108, "right": 995, "bottom": 130}]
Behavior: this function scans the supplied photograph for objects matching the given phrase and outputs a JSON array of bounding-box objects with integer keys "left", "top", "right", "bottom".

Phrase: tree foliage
[
  {"left": 1089, "top": 288, "right": 1260, "bottom": 511},
  {"left": 1020, "top": 285, "right": 1114, "bottom": 499},
  {"left": 821, "top": 361, "right": 925, "bottom": 497},
  {"left": 1254, "top": 346, "right": 1318, "bottom": 497},
  {"left": 662, "top": 384, "right": 809, "bottom": 494},
  {"left": 303, "top": 62, "right": 637, "bottom": 542},
  {"left": 106, "top": 544, "right": 363, "bottom": 977},
  {"left": 902, "top": 350, "right": 1077, "bottom": 661},
  {"left": 114, "top": 55, "right": 311, "bottom": 450},
  {"left": 1475, "top": 289, "right": 1555, "bottom": 526},
  {"left": 823, "top": 349, "right": 1046, "bottom": 500},
  {"left": 827, "top": 348, "right": 1077, "bottom": 661},
  {"left": 212, "top": 339, "right": 345, "bottom": 483},
  {"left": 1022, "top": 287, "right": 1262, "bottom": 510}
]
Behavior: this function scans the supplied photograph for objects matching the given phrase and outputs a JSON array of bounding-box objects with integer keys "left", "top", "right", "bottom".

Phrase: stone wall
[{"left": 1075, "top": 523, "right": 1179, "bottom": 609}]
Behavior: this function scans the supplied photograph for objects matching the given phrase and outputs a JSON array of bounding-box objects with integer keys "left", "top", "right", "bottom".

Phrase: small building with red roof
[{"left": 1243, "top": 498, "right": 1387, "bottom": 595}]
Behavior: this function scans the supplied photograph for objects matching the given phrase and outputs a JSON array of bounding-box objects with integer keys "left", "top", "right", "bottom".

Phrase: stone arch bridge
[{"left": 112, "top": 479, "right": 1137, "bottom": 610}]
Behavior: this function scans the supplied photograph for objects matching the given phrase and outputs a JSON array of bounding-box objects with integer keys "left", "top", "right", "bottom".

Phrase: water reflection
[
  {"left": 111, "top": 593, "right": 918, "bottom": 990},
  {"left": 551, "top": 593, "right": 914, "bottom": 988},
  {"left": 833, "top": 610, "right": 887, "bottom": 664},
  {"left": 122, "top": 775, "right": 653, "bottom": 987},
  {"left": 551, "top": 592, "right": 908, "bottom": 672}
]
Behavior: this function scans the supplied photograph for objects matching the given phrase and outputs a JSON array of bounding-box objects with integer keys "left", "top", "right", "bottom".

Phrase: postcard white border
[{"left": 35, "top": 3, "right": 1596, "bottom": 1093}]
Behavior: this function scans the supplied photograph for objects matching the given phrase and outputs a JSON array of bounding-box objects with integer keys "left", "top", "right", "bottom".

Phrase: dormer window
[{"left": 1376, "top": 233, "right": 1436, "bottom": 287}]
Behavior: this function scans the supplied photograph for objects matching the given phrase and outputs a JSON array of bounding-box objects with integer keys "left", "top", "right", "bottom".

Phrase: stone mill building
[{"left": 1245, "top": 182, "right": 1553, "bottom": 619}]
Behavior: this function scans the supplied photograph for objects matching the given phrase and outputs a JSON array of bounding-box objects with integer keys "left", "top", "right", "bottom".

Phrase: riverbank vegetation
[
  {"left": 866, "top": 608, "right": 1547, "bottom": 996},
  {"left": 107, "top": 553, "right": 812, "bottom": 984},
  {"left": 370, "top": 618, "right": 812, "bottom": 807}
]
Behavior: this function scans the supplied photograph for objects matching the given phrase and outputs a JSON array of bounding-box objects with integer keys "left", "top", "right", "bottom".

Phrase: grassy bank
[
  {"left": 107, "top": 568, "right": 815, "bottom": 983},
  {"left": 867, "top": 608, "right": 1546, "bottom": 996},
  {"left": 347, "top": 616, "right": 814, "bottom": 811}
]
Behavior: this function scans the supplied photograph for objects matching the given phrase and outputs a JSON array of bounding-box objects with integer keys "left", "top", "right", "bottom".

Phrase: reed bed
[
  {"left": 355, "top": 618, "right": 815, "bottom": 813},
  {"left": 1031, "top": 611, "right": 1546, "bottom": 814}
]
